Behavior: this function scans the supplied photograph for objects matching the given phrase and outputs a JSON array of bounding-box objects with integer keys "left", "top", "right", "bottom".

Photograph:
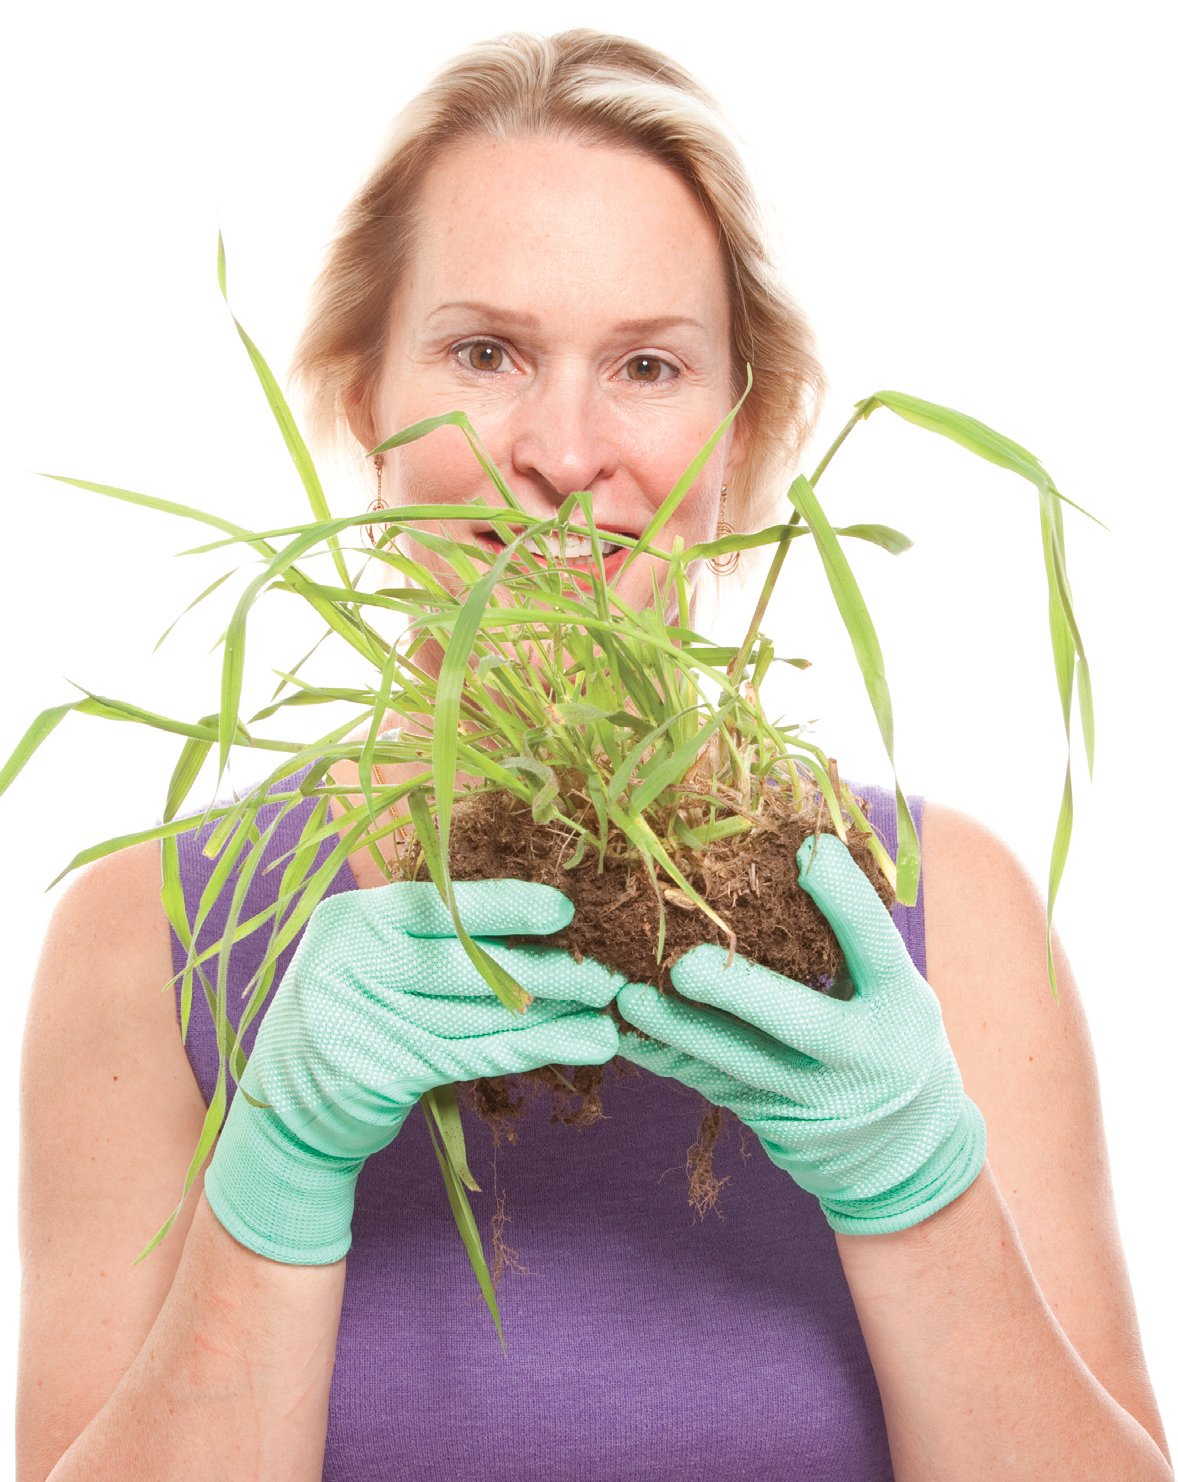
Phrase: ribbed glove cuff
[
  {"left": 820, "top": 1097, "right": 988, "bottom": 1237},
  {"left": 204, "top": 1087, "right": 367, "bottom": 1266}
]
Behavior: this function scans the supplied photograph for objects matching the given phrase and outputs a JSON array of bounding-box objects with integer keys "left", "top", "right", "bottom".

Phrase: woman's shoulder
[
  {"left": 21, "top": 834, "right": 207, "bottom": 1214},
  {"left": 916, "top": 797, "right": 1079, "bottom": 1059},
  {"left": 23, "top": 838, "right": 197, "bottom": 1095},
  {"left": 31, "top": 837, "right": 178, "bottom": 1011},
  {"left": 917, "top": 799, "right": 1058, "bottom": 997}
]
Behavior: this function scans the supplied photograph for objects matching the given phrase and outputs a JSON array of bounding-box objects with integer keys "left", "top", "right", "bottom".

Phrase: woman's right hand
[{"left": 204, "top": 878, "right": 622, "bottom": 1265}]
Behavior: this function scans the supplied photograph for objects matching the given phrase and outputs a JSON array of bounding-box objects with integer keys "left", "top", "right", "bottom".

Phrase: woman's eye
[
  {"left": 624, "top": 355, "right": 676, "bottom": 384},
  {"left": 459, "top": 341, "right": 510, "bottom": 373}
]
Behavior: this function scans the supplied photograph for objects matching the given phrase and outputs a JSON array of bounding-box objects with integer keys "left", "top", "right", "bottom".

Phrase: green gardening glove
[
  {"left": 615, "top": 833, "right": 986, "bottom": 1234},
  {"left": 205, "top": 879, "right": 623, "bottom": 1265}
]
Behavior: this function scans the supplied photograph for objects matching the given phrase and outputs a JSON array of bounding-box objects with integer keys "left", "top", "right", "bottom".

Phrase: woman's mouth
[{"left": 472, "top": 531, "right": 632, "bottom": 589}]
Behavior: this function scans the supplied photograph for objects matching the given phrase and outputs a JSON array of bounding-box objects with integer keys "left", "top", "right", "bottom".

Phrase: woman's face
[{"left": 353, "top": 133, "right": 745, "bottom": 652}]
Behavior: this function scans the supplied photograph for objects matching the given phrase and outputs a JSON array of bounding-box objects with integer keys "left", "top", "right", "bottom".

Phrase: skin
[{"left": 17, "top": 134, "right": 1172, "bottom": 1479}]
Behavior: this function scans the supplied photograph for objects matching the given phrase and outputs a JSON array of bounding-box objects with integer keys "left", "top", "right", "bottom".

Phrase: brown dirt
[{"left": 399, "top": 766, "right": 893, "bottom": 1288}]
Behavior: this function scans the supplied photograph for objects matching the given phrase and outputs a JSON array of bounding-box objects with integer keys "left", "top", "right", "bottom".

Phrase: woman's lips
[{"left": 471, "top": 532, "right": 631, "bottom": 587}]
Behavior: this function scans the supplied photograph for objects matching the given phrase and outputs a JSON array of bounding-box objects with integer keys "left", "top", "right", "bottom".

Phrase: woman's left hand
[{"left": 615, "top": 832, "right": 988, "bottom": 1234}]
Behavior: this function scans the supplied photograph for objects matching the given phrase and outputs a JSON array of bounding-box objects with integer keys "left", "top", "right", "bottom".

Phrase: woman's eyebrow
[
  {"left": 610, "top": 315, "right": 708, "bottom": 337},
  {"left": 425, "top": 301, "right": 541, "bottom": 327},
  {"left": 424, "top": 302, "right": 708, "bottom": 337}
]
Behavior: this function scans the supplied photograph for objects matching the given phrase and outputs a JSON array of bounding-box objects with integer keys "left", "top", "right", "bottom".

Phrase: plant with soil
[{"left": 1, "top": 240, "right": 1101, "bottom": 1346}]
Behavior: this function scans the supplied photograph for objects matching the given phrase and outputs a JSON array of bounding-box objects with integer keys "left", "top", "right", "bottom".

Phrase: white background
[{"left": 3, "top": 0, "right": 1174, "bottom": 1462}]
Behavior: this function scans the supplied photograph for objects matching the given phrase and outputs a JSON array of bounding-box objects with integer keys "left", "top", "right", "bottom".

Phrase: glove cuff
[
  {"left": 820, "top": 1096, "right": 988, "bottom": 1237},
  {"left": 204, "top": 1084, "right": 367, "bottom": 1266}
]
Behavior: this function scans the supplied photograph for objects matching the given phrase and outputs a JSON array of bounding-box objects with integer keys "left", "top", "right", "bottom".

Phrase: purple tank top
[{"left": 168, "top": 764, "right": 924, "bottom": 1480}]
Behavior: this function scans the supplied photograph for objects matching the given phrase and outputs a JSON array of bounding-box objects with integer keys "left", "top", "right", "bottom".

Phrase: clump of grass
[{"left": 1, "top": 237, "right": 1102, "bottom": 1350}]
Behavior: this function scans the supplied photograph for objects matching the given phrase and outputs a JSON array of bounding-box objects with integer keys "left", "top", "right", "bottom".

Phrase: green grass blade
[
  {"left": 136, "top": 1066, "right": 227, "bottom": 1263},
  {"left": 163, "top": 731, "right": 215, "bottom": 822},
  {"left": 629, "top": 706, "right": 729, "bottom": 815},
  {"left": 432, "top": 526, "right": 543, "bottom": 864},
  {"left": 617, "top": 365, "right": 753, "bottom": 583},
  {"left": 1044, "top": 763, "right": 1073, "bottom": 1001},
  {"left": 213, "top": 801, "right": 303, "bottom": 1083},
  {"left": 0, "top": 701, "right": 78, "bottom": 802},
  {"left": 1039, "top": 497, "right": 1077, "bottom": 734},
  {"left": 785, "top": 477, "right": 892, "bottom": 749},
  {"left": 421, "top": 1096, "right": 506, "bottom": 1358},
  {"left": 606, "top": 704, "right": 702, "bottom": 808},
  {"left": 854, "top": 389, "right": 1097, "bottom": 923},
  {"left": 153, "top": 569, "right": 238, "bottom": 653},
  {"left": 159, "top": 830, "right": 198, "bottom": 1042},
  {"left": 357, "top": 645, "right": 402, "bottom": 835},
  {"left": 837, "top": 523, "right": 915, "bottom": 555},
  {"left": 40, "top": 473, "right": 274, "bottom": 548},
  {"left": 404, "top": 788, "right": 530, "bottom": 1015},
  {"left": 679, "top": 520, "right": 911, "bottom": 570},
  {"left": 43, "top": 475, "right": 393, "bottom": 679},
  {"left": 371, "top": 410, "right": 525, "bottom": 514},
  {"left": 610, "top": 809, "right": 734, "bottom": 949},
  {"left": 860, "top": 390, "right": 1108, "bottom": 529},
  {"left": 1042, "top": 490, "right": 1095, "bottom": 780},
  {"left": 422, "top": 1083, "right": 482, "bottom": 1193},
  {"left": 784, "top": 473, "right": 919, "bottom": 904},
  {"left": 65, "top": 682, "right": 251, "bottom": 741},
  {"left": 217, "top": 232, "right": 353, "bottom": 596},
  {"left": 180, "top": 501, "right": 543, "bottom": 557},
  {"left": 214, "top": 513, "right": 393, "bottom": 780}
]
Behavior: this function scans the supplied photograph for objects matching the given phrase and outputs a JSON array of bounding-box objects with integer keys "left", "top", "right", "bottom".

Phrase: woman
[{"left": 17, "top": 31, "right": 1172, "bottom": 1481}]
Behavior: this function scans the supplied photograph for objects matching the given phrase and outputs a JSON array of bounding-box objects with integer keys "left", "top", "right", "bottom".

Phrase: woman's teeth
[{"left": 518, "top": 532, "right": 621, "bottom": 559}]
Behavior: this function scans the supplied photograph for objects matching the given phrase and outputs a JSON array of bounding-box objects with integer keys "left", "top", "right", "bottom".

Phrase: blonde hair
[{"left": 291, "top": 29, "right": 826, "bottom": 539}]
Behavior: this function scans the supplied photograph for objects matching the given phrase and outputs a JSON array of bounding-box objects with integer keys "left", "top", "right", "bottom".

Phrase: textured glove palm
[
  {"left": 615, "top": 833, "right": 986, "bottom": 1234},
  {"left": 205, "top": 879, "right": 624, "bottom": 1264}
]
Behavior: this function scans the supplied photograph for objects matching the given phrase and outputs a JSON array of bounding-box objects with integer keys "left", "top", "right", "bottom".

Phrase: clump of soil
[{"left": 399, "top": 767, "right": 893, "bottom": 1285}]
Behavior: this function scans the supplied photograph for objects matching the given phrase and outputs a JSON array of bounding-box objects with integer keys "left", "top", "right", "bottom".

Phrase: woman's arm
[
  {"left": 835, "top": 803, "right": 1171, "bottom": 1480},
  {"left": 17, "top": 839, "right": 344, "bottom": 1482}
]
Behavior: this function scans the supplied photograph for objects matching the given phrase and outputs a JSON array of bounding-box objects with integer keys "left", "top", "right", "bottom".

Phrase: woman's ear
[
  {"left": 725, "top": 407, "right": 751, "bottom": 486},
  {"left": 345, "top": 385, "right": 377, "bottom": 456}
]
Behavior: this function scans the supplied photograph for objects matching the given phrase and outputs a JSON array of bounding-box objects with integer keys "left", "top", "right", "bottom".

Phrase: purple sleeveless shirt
[{"left": 168, "top": 764, "right": 923, "bottom": 1480}]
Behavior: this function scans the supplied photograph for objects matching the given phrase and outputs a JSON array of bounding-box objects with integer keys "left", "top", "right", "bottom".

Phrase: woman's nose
[{"left": 507, "top": 369, "right": 619, "bottom": 497}]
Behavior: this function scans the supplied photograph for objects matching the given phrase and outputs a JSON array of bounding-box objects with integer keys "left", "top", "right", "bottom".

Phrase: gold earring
[
  {"left": 365, "top": 453, "right": 388, "bottom": 547},
  {"left": 707, "top": 485, "right": 740, "bottom": 576}
]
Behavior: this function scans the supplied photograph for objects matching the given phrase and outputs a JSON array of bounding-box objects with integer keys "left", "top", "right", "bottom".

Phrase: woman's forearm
[
  {"left": 836, "top": 1162, "right": 1172, "bottom": 1481},
  {"left": 39, "top": 1195, "right": 344, "bottom": 1482}
]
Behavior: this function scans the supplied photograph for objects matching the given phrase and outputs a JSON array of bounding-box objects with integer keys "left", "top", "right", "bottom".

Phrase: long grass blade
[
  {"left": 153, "top": 569, "right": 238, "bottom": 653},
  {"left": 421, "top": 1098, "right": 506, "bottom": 1358},
  {"left": 860, "top": 390, "right": 1107, "bottom": 528},
  {"left": 217, "top": 233, "right": 353, "bottom": 595},
  {"left": 404, "top": 788, "right": 530, "bottom": 1015},
  {"left": 422, "top": 1083, "right": 481, "bottom": 1193},
  {"left": 432, "top": 525, "right": 550, "bottom": 865},
  {"left": 0, "top": 701, "right": 77, "bottom": 802},
  {"left": 163, "top": 731, "right": 215, "bottom": 822},
  {"left": 136, "top": 1066, "right": 227, "bottom": 1263},
  {"left": 214, "top": 513, "right": 396, "bottom": 780},
  {"left": 1043, "top": 763, "right": 1073, "bottom": 1000},
  {"left": 784, "top": 474, "right": 919, "bottom": 903},
  {"left": 617, "top": 366, "right": 753, "bottom": 582},
  {"left": 40, "top": 473, "right": 275, "bottom": 548},
  {"left": 629, "top": 706, "right": 730, "bottom": 815}
]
